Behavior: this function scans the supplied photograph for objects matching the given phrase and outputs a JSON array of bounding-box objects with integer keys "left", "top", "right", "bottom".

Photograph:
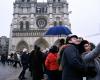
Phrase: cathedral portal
[
  {"left": 16, "top": 41, "right": 29, "bottom": 52},
  {"left": 34, "top": 38, "right": 49, "bottom": 50}
]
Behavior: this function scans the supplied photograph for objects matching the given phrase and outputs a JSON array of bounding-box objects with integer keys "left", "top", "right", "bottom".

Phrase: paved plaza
[
  {"left": 0, "top": 63, "right": 32, "bottom": 80},
  {"left": 0, "top": 62, "right": 86, "bottom": 80}
]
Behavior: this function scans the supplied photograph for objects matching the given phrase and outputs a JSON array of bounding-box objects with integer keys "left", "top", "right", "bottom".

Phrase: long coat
[
  {"left": 29, "top": 50, "right": 44, "bottom": 80},
  {"left": 61, "top": 44, "right": 86, "bottom": 80}
]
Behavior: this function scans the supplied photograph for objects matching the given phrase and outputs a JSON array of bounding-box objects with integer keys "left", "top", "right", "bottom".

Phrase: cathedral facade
[{"left": 9, "top": 0, "right": 71, "bottom": 53}]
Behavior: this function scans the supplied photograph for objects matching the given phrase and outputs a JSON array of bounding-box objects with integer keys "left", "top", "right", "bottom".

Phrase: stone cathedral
[{"left": 9, "top": 0, "right": 71, "bottom": 53}]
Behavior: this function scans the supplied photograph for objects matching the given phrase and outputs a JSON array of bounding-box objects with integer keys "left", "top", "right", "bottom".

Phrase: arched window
[
  {"left": 26, "top": 21, "right": 29, "bottom": 30},
  {"left": 20, "top": 21, "right": 23, "bottom": 30},
  {"left": 44, "top": 7, "right": 47, "bottom": 13},
  {"left": 53, "top": 7, "right": 56, "bottom": 13},
  {"left": 56, "top": 17, "right": 60, "bottom": 21},
  {"left": 54, "top": 21, "right": 57, "bottom": 26},
  {"left": 36, "top": 7, "right": 41, "bottom": 14},
  {"left": 42, "top": 8, "right": 44, "bottom": 13},
  {"left": 59, "top": 21, "right": 63, "bottom": 25}
]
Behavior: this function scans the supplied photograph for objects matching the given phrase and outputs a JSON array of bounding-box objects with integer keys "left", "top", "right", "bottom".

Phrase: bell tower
[{"left": 47, "top": 0, "right": 70, "bottom": 27}]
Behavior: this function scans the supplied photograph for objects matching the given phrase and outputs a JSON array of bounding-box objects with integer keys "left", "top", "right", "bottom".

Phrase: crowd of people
[
  {"left": 0, "top": 34, "right": 100, "bottom": 80},
  {"left": 0, "top": 52, "right": 21, "bottom": 67}
]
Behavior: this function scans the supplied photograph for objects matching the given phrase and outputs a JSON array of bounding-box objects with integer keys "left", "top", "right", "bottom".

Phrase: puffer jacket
[{"left": 45, "top": 52, "right": 59, "bottom": 71}]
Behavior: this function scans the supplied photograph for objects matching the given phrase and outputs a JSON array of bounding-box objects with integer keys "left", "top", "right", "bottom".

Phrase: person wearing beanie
[
  {"left": 66, "top": 34, "right": 79, "bottom": 44},
  {"left": 61, "top": 34, "right": 86, "bottom": 80}
]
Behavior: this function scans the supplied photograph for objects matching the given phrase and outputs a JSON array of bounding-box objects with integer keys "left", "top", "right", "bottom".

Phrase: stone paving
[
  {"left": 0, "top": 62, "right": 86, "bottom": 80},
  {"left": 0, "top": 63, "right": 32, "bottom": 80},
  {"left": 7, "top": 70, "right": 32, "bottom": 80}
]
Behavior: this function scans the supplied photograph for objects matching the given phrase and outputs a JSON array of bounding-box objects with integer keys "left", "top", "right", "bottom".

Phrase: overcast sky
[{"left": 0, "top": 0, "right": 100, "bottom": 45}]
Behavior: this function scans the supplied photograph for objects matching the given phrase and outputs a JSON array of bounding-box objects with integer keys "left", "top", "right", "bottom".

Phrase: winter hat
[{"left": 66, "top": 34, "right": 78, "bottom": 44}]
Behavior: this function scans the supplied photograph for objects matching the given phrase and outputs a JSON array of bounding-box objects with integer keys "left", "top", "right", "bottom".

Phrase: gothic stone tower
[{"left": 9, "top": 0, "right": 71, "bottom": 53}]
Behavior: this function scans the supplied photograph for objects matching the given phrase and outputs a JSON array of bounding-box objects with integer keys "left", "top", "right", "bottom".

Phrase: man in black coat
[
  {"left": 29, "top": 45, "right": 44, "bottom": 80},
  {"left": 61, "top": 34, "right": 86, "bottom": 80},
  {"left": 18, "top": 48, "right": 29, "bottom": 80}
]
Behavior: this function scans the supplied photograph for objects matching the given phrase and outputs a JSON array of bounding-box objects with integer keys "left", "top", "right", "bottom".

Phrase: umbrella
[{"left": 45, "top": 25, "right": 72, "bottom": 36}]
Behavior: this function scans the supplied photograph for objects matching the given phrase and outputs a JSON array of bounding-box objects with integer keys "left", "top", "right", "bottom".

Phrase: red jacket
[{"left": 45, "top": 52, "right": 59, "bottom": 70}]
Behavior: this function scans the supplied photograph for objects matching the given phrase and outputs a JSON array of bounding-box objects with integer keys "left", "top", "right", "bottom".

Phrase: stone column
[
  {"left": 48, "top": 4, "right": 53, "bottom": 27},
  {"left": 63, "top": 3, "right": 69, "bottom": 25},
  {"left": 30, "top": 3, "right": 35, "bottom": 29}
]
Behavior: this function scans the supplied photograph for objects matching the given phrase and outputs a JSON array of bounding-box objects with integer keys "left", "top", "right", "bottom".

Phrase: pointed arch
[
  {"left": 16, "top": 41, "right": 29, "bottom": 52},
  {"left": 34, "top": 38, "right": 49, "bottom": 50}
]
